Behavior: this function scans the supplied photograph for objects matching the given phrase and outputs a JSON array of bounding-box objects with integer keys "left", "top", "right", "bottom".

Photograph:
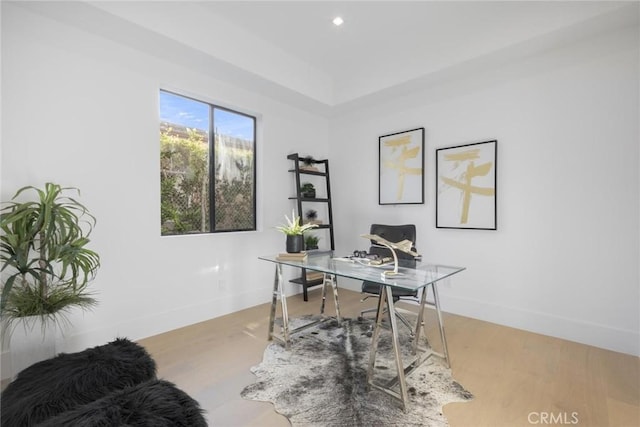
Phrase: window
[{"left": 159, "top": 90, "right": 256, "bottom": 235}]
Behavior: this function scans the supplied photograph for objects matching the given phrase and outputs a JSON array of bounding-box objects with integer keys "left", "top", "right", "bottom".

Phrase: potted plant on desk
[{"left": 275, "top": 210, "right": 317, "bottom": 253}]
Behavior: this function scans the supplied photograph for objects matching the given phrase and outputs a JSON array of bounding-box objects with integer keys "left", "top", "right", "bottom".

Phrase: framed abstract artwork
[
  {"left": 379, "top": 127, "right": 425, "bottom": 205},
  {"left": 436, "top": 140, "right": 497, "bottom": 230}
]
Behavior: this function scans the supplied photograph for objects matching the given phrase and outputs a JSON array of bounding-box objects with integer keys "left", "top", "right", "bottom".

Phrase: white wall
[
  {"left": 329, "top": 24, "right": 639, "bottom": 356},
  {"left": 1, "top": 1, "right": 638, "bottom": 377},
  {"left": 1, "top": 3, "right": 328, "bottom": 366}
]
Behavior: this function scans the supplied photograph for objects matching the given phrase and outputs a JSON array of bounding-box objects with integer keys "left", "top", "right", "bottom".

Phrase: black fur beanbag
[
  {"left": 1, "top": 337, "right": 157, "bottom": 426},
  {"left": 36, "top": 379, "right": 208, "bottom": 427}
]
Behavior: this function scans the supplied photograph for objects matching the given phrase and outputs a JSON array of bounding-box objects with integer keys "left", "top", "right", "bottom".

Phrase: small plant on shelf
[
  {"left": 304, "top": 234, "right": 320, "bottom": 250},
  {"left": 305, "top": 209, "right": 321, "bottom": 225},
  {"left": 300, "top": 155, "right": 318, "bottom": 172},
  {"left": 300, "top": 183, "right": 316, "bottom": 198}
]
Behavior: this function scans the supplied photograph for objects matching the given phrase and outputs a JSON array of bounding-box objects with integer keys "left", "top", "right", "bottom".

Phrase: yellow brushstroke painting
[
  {"left": 437, "top": 141, "right": 497, "bottom": 229},
  {"left": 380, "top": 129, "right": 424, "bottom": 204}
]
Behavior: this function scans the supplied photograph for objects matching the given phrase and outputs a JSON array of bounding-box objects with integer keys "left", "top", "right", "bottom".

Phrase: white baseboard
[
  {"left": 442, "top": 294, "right": 640, "bottom": 357},
  {"left": 0, "top": 289, "right": 272, "bottom": 382},
  {"left": 337, "top": 279, "right": 639, "bottom": 356}
]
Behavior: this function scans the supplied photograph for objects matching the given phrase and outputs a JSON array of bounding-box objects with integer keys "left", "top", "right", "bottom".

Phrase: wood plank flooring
[{"left": 138, "top": 288, "right": 640, "bottom": 427}]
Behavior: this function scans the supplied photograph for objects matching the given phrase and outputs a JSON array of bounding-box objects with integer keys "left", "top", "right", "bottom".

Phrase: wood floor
[{"left": 138, "top": 288, "right": 640, "bottom": 427}]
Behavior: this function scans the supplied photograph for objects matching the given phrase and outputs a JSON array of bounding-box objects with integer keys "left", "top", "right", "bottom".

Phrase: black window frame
[{"left": 160, "top": 89, "right": 257, "bottom": 235}]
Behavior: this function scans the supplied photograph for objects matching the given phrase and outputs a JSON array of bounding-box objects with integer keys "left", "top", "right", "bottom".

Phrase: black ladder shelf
[{"left": 287, "top": 153, "right": 335, "bottom": 301}]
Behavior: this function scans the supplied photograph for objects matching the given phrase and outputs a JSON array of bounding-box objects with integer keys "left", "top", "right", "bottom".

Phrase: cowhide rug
[{"left": 241, "top": 316, "right": 473, "bottom": 427}]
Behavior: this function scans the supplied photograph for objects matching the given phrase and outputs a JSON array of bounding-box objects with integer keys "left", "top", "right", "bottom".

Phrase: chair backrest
[{"left": 368, "top": 224, "right": 417, "bottom": 261}]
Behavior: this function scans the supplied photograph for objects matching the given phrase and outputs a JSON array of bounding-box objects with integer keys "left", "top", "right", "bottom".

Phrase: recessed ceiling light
[{"left": 332, "top": 16, "right": 344, "bottom": 26}]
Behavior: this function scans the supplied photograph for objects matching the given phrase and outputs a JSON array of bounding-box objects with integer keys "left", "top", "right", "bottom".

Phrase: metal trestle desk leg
[
  {"left": 366, "top": 285, "right": 409, "bottom": 411},
  {"left": 412, "top": 283, "right": 450, "bottom": 368},
  {"left": 320, "top": 273, "right": 341, "bottom": 321},
  {"left": 268, "top": 267, "right": 341, "bottom": 349},
  {"left": 268, "top": 264, "right": 291, "bottom": 349}
]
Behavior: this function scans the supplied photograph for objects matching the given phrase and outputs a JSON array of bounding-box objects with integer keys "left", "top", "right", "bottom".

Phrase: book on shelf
[
  {"left": 276, "top": 252, "right": 308, "bottom": 261},
  {"left": 305, "top": 271, "right": 324, "bottom": 281}
]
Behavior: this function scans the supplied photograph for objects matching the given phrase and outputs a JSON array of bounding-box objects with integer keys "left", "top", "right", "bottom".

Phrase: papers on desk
[
  {"left": 369, "top": 257, "right": 394, "bottom": 266},
  {"left": 332, "top": 256, "right": 394, "bottom": 268}
]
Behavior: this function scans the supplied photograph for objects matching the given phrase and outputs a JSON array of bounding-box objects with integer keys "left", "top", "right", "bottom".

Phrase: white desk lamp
[{"left": 360, "top": 234, "right": 419, "bottom": 277}]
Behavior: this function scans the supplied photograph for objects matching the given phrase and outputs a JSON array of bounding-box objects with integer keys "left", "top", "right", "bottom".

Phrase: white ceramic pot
[{"left": 1, "top": 316, "right": 59, "bottom": 380}]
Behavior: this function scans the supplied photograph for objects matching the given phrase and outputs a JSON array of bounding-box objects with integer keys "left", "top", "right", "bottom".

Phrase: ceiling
[
  {"left": 201, "top": 1, "right": 631, "bottom": 105},
  {"left": 16, "top": 1, "right": 638, "bottom": 114}
]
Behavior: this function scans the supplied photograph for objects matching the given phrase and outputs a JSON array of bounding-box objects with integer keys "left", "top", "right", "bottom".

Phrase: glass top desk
[{"left": 259, "top": 251, "right": 465, "bottom": 410}]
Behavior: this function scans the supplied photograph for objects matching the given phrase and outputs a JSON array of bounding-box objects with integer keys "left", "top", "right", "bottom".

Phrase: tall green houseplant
[{"left": 0, "top": 183, "right": 101, "bottom": 331}]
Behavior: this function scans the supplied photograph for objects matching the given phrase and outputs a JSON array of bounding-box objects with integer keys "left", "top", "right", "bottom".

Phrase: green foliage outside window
[
  {"left": 213, "top": 154, "right": 254, "bottom": 231},
  {"left": 160, "top": 128, "right": 209, "bottom": 234},
  {"left": 160, "top": 128, "right": 255, "bottom": 235}
]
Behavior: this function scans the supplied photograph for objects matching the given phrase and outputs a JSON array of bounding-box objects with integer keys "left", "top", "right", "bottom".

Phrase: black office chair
[{"left": 360, "top": 224, "right": 420, "bottom": 333}]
